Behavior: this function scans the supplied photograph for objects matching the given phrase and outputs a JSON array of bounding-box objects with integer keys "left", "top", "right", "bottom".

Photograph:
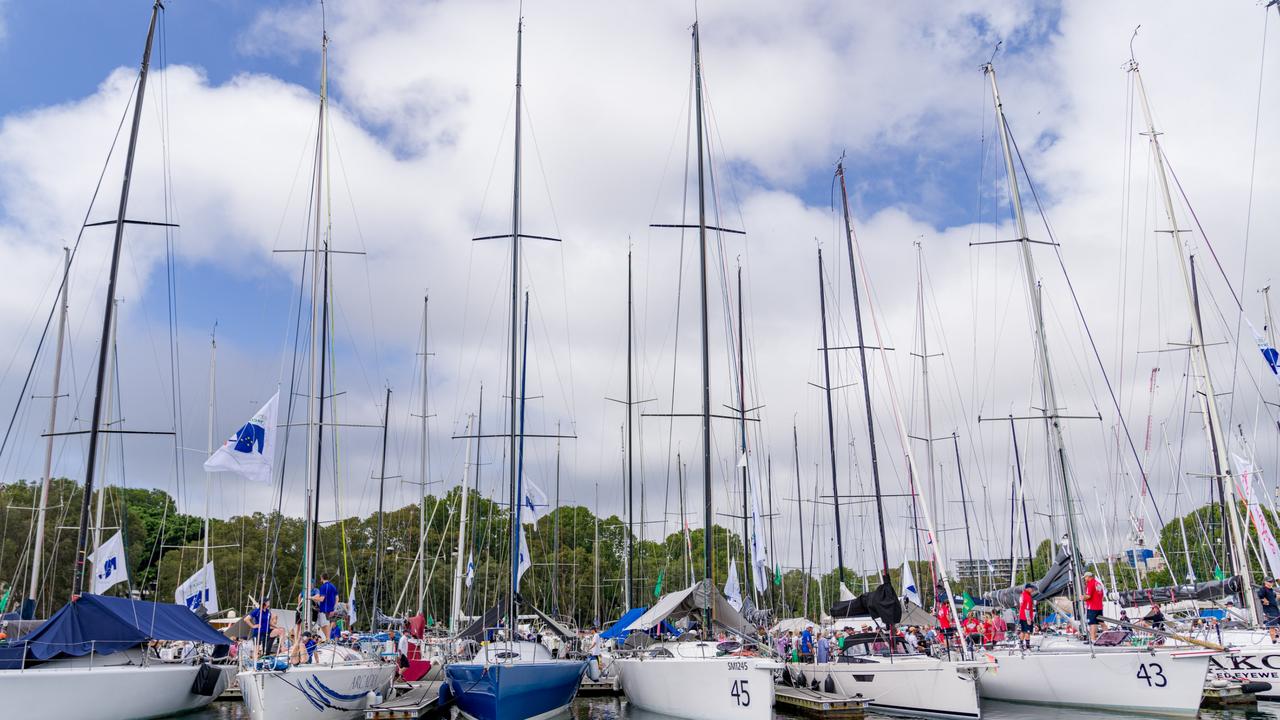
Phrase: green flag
[
  {"left": 1214, "top": 566, "right": 1226, "bottom": 580},
  {"left": 774, "top": 563, "right": 782, "bottom": 587},
  {"left": 0, "top": 586, "right": 10, "bottom": 615},
  {"left": 427, "top": 615, "right": 435, "bottom": 627},
  {"left": 961, "top": 592, "right": 976, "bottom": 614},
  {"left": 653, "top": 569, "right": 664, "bottom": 598}
]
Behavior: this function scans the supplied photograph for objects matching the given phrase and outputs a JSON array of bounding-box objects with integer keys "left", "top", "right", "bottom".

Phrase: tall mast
[
  {"left": 511, "top": 293, "right": 531, "bottom": 613},
  {"left": 373, "top": 388, "right": 391, "bottom": 629},
  {"left": 94, "top": 308, "right": 120, "bottom": 559},
  {"left": 735, "top": 264, "right": 755, "bottom": 605},
  {"left": 1007, "top": 418, "right": 1036, "bottom": 578},
  {"left": 815, "top": 248, "right": 846, "bottom": 583},
  {"left": 692, "top": 21, "right": 714, "bottom": 630},
  {"left": 302, "top": 21, "right": 331, "bottom": 620},
  {"left": 1130, "top": 62, "right": 1254, "bottom": 615},
  {"left": 792, "top": 423, "right": 807, "bottom": 618},
  {"left": 418, "top": 295, "right": 430, "bottom": 614},
  {"left": 204, "top": 330, "right": 215, "bottom": 571},
  {"left": 505, "top": 13, "right": 525, "bottom": 632},
  {"left": 451, "top": 416, "right": 473, "bottom": 633},
  {"left": 466, "top": 385, "right": 483, "bottom": 616},
  {"left": 913, "top": 242, "right": 940, "bottom": 531},
  {"left": 766, "top": 455, "right": 776, "bottom": 610},
  {"left": 836, "top": 161, "right": 891, "bottom": 583},
  {"left": 625, "top": 251, "right": 635, "bottom": 609},
  {"left": 949, "top": 432, "right": 975, "bottom": 573},
  {"left": 30, "top": 247, "right": 70, "bottom": 608},
  {"left": 72, "top": 0, "right": 161, "bottom": 597},
  {"left": 983, "top": 62, "right": 1084, "bottom": 617},
  {"left": 552, "top": 422, "right": 561, "bottom": 614}
]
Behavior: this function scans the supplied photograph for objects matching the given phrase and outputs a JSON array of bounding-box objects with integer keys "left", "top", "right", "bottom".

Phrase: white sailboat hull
[
  {"left": 977, "top": 647, "right": 1212, "bottom": 716},
  {"left": 616, "top": 654, "right": 780, "bottom": 720},
  {"left": 797, "top": 657, "right": 984, "bottom": 719},
  {"left": 238, "top": 660, "right": 396, "bottom": 720},
  {"left": 0, "top": 660, "right": 225, "bottom": 720}
]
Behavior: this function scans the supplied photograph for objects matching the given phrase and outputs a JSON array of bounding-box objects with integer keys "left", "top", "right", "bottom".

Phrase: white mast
[
  {"left": 451, "top": 416, "right": 473, "bottom": 634},
  {"left": 1131, "top": 61, "right": 1255, "bottom": 617},
  {"left": 28, "top": 247, "right": 70, "bottom": 608},
  {"left": 983, "top": 62, "right": 1087, "bottom": 619}
]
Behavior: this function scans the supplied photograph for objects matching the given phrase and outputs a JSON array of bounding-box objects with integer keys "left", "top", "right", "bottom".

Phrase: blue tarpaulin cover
[
  {"left": 600, "top": 607, "right": 678, "bottom": 640},
  {"left": 8, "top": 593, "right": 229, "bottom": 664}
]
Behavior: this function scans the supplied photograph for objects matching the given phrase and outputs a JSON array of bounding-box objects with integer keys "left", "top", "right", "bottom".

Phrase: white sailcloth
[
  {"left": 724, "top": 558, "right": 743, "bottom": 611},
  {"left": 465, "top": 552, "right": 475, "bottom": 588},
  {"left": 87, "top": 531, "right": 128, "bottom": 594},
  {"left": 516, "top": 528, "right": 532, "bottom": 586},
  {"left": 175, "top": 561, "right": 218, "bottom": 612},
  {"left": 1234, "top": 454, "right": 1280, "bottom": 579},
  {"left": 1247, "top": 318, "right": 1279, "bottom": 380},
  {"left": 901, "top": 561, "right": 921, "bottom": 605},
  {"left": 838, "top": 582, "right": 855, "bottom": 602},
  {"left": 204, "top": 391, "right": 279, "bottom": 484},
  {"left": 749, "top": 473, "right": 769, "bottom": 593},
  {"left": 348, "top": 576, "right": 358, "bottom": 627},
  {"left": 521, "top": 479, "right": 550, "bottom": 523}
]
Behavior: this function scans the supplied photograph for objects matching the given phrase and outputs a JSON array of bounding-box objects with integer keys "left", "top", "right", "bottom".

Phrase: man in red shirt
[
  {"left": 1081, "top": 570, "right": 1105, "bottom": 642},
  {"left": 936, "top": 599, "right": 955, "bottom": 648},
  {"left": 962, "top": 612, "right": 984, "bottom": 648},
  {"left": 1017, "top": 583, "right": 1035, "bottom": 649}
]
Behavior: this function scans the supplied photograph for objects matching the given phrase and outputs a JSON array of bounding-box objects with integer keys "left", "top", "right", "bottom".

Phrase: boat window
[
  {"left": 494, "top": 651, "right": 521, "bottom": 660},
  {"left": 646, "top": 647, "right": 674, "bottom": 658}
]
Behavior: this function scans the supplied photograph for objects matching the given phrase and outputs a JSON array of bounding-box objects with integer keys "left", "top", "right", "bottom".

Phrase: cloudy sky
[{"left": 0, "top": 0, "right": 1277, "bottom": 584}]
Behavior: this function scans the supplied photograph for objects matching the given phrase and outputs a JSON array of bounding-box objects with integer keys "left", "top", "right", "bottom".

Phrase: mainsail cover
[
  {"left": 1114, "top": 576, "right": 1243, "bottom": 608},
  {"left": 981, "top": 550, "right": 1075, "bottom": 609},
  {"left": 829, "top": 582, "right": 903, "bottom": 625}
]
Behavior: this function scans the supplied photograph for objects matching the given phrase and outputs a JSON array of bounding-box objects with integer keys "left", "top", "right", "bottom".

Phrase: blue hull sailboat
[
  {"left": 445, "top": 642, "right": 586, "bottom": 720},
  {"left": 443, "top": 10, "right": 585, "bottom": 720}
]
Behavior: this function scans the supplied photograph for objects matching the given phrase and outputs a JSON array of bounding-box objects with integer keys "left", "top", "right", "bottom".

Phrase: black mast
[
  {"left": 73, "top": 0, "right": 162, "bottom": 597},
  {"left": 1008, "top": 417, "right": 1035, "bottom": 578},
  {"left": 692, "top": 21, "right": 714, "bottom": 633},
  {"left": 815, "top": 248, "right": 846, "bottom": 585},
  {"left": 373, "top": 387, "right": 391, "bottom": 627},
  {"left": 836, "top": 160, "right": 891, "bottom": 584},
  {"left": 626, "top": 251, "right": 635, "bottom": 608},
  {"left": 736, "top": 264, "right": 752, "bottom": 602},
  {"left": 506, "top": 15, "right": 524, "bottom": 631}
]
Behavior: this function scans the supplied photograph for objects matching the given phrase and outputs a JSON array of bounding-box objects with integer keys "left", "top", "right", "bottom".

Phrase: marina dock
[
  {"left": 774, "top": 684, "right": 866, "bottom": 718},
  {"left": 365, "top": 681, "right": 445, "bottom": 720}
]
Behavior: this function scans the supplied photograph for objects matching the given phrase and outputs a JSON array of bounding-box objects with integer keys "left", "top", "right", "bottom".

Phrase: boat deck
[
  {"left": 775, "top": 684, "right": 866, "bottom": 718},
  {"left": 365, "top": 681, "right": 445, "bottom": 720}
]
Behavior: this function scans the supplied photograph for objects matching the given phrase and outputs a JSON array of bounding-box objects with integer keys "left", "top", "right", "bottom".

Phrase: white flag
[
  {"left": 724, "top": 558, "right": 743, "bottom": 611},
  {"left": 465, "top": 552, "right": 475, "bottom": 588},
  {"left": 175, "top": 561, "right": 219, "bottom": 613},
  {"left": 520, "top": 479, "right": 550, "bottom": 524},
  {"left": 1234, "top": 454, "right": 1280, "bottom": 579},
  {"left": 87, "top": 531, "right": 128, "bottom": 595},
  {"left": 1247, "top": 318, "right": 1280, "bottom": 379},
  {"left": 749, "top": 476, "right": 769, "bottom": 593},
  {"left": 348, "top": 576, "right": 358, "bottom": 627},
  {"left": 516, "top": 528, "right": 532, "bottom": 587},
  {"left": 204, "top": 391, "right": 279, "bottom": 484},
  {"left": 901, "top": 561, "right": 921, "bottom": 606}
]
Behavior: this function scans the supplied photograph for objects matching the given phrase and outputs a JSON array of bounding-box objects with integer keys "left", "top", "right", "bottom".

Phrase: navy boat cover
[{"left": 0, "top": 593, "right": 229, "bottom": 668}]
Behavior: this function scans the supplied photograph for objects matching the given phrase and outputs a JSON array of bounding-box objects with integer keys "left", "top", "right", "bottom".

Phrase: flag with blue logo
[
  {"left": 749, "top": 472, "right": 769, "bottom": 593},
  {"left": 175, "top": 561, "right": 219, "bottom": 613},
  {"left": 901, "top": 561, "right": 921, "bottom": 606},
  {"left": 516, "top": 529, "right": 532, "bottom": 586},
  {"left": 204, "top": 391, "right": 279, "bottom": 484},
  {"left": 521, "top": 479, "right": 549, "bottom": 524},
  {"left": 465, "top": 552, "right": 475, "bottom": 588},
  {"left": 1248, "top": 319, "right": 1280, "bottom": 378},
  {"left": 87, "top": 531, "right": 128, "bottom": 595},
  {"left": 724, "top": 557, "right": 743, "bottom": 611}
]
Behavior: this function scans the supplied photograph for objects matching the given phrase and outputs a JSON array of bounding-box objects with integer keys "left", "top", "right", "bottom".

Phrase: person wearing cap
[
  {"left": 1081, "top": 570, "right": 1105, "bottom": 642},
  {"left": 1258, "top": 578, "right": 1280, "bottom": 642},
  {"left": 1017, "top": 583, "right": 1035, "bottom": 649}
]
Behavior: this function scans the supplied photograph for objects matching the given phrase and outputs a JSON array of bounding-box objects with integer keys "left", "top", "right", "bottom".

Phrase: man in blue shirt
[
  {"left": 1259, "top": 578, "right": 1280, "bottom": 642},
  {"left": 311, "top": 573, "right": 339, "bottom": 639},
  {"left": 800, "top": 624, "right": 814, "bottom": 662},
  {"left": 243, "top": 598, "right": 282, "bottom": 658}
]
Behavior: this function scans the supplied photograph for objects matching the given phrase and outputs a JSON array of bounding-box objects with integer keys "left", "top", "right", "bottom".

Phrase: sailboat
[
  {"left": 971, "top": 59, "right": 1212, "bottom": 717},
  {"left": 790, "top": 169, "right": 988, "bottom": 720},
  {"left": 0, "top": 3, "right": 235, "bottom": 718},
  {"left": 613, "top": 20, "right": 782, "bottom": 720},
  {"left": 234, "top": 16, "right": 396, "bottom": 720},
  {"left": 440, "top": 13, "right": 587, "bottom": 720}
]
